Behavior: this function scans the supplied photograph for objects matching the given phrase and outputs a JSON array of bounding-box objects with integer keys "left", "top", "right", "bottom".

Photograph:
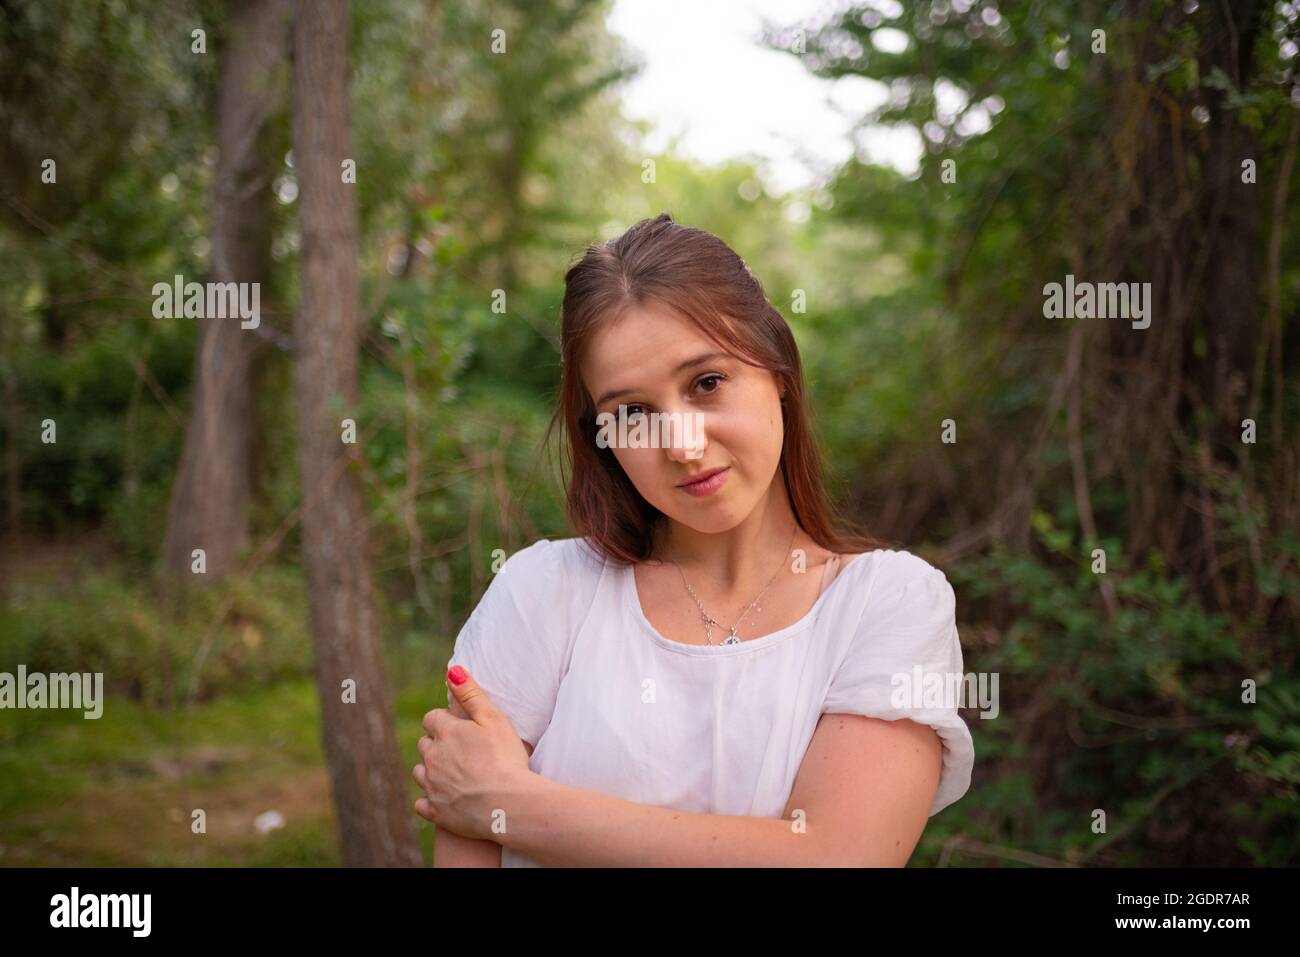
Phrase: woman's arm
[
  {"left": 491, "top": 712, "right": 943, "bottom": 867},
  {"left": 429, "top": 695, "right": 534, "bottom": 868},
  {"left": 433, "top": 825, "right": 502, "bottom": 867}
]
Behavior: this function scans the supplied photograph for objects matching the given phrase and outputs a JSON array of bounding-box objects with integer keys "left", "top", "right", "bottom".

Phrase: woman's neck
[{"left": 652, "top": 474, "right": 804, "bottom": 590}]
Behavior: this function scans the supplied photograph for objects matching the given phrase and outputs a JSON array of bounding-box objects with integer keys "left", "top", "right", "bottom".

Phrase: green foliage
[
  {"left": 0, "top": 566, "right": 312, "bottom": 708},
  {"left": 945, "top": 512, "right": 1300, "bottom": 866}
]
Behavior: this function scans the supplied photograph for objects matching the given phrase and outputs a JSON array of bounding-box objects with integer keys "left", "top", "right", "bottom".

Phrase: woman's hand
[{"left": 412, "top": 666, "right": 536, "bottom": 841}]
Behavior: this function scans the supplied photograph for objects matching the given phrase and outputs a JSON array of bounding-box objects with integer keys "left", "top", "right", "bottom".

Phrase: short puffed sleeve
[
  {"left": 446, "top": 539, "right": 572, "bottom": 749},
  {"left": 821, "top": 552, "right": 975, "bottom": 816}
]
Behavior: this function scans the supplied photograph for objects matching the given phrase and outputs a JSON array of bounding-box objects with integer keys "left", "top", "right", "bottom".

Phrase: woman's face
[{"left": 579, "top": 300, "right": 785, "bottom": 535}]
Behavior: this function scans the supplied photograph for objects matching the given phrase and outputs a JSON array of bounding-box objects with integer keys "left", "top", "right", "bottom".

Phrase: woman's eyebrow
[{"left": 594, "top": 352, "right": 734, "bottom": 407}]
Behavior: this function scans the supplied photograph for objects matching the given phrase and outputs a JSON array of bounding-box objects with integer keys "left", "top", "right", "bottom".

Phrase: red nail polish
[{"left": 447, "top": 665, "right": 467, "bottom": 686}]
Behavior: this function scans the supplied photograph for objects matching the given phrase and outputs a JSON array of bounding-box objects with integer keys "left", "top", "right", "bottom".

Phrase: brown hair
[{"left": 544, "top": 212, "right": 888, "bottom": 565}]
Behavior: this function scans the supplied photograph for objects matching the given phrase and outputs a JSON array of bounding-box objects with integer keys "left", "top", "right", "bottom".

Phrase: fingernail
[{"left": 447, "top": 665, "right": 467, "bottom": 686}]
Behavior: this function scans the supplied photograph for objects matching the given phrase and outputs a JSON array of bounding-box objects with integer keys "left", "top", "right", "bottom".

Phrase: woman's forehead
[
  {"left": 588, "top": 305, "right": 708, "bottom": 356},
  {"left": 580, "top": 309, "right": 745, "bottom": 398}
]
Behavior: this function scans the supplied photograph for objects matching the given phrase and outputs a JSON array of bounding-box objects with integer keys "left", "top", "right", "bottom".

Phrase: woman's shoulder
[
  {"left": 846, "top": 547, "right": 950, "bottom": 587},
  {"left": 817, "top": 548, "right": 961, "bottom": 694},
  {"left": 500, "top": 536, "right": 606, "bottom": 578},
  {"left": 826, "top": 546, "right": 951, "bottom": 582},
  {"left": 493, "top": 538, "right": 608, "bottom": 619},
  {"left": 501, "top": 535, "right": 603, "bottom": 572},
  {"left": 828, "top": 547, "right": 955, "bottom": 634},
  {"left": 854, "top": 548, "right": 956, "bottom": 631}
]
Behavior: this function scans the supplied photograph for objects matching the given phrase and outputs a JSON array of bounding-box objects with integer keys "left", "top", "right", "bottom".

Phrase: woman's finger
[
  {"left": 413, "top": 762, "right": 432, "bottom": 794},
  {"left": 417, "top": 734, "right": 434, "bottom": 759},
  {"left": 414, "top": 796, "right": 435, "bottom": 823},
  {"left": 421, "top": 708, "right": 445, "bottom": 738}
]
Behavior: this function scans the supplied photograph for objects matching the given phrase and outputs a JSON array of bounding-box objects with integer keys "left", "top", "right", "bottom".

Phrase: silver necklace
[{"left": 670, "top": 524, "right": 799, "bottom": 645}]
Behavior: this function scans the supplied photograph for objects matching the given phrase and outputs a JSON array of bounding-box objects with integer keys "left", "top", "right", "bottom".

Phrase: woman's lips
[{"left": 677, "top": 466, "right": 730, "bottom": 497}]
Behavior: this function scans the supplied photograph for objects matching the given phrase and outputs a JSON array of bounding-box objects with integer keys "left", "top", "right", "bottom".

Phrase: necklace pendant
[{"left": 722, "top": 633, "right": 741, "bottom": 646}]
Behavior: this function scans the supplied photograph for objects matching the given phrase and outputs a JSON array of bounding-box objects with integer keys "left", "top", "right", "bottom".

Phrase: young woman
[{"left": 412, "top": 213, "right": 974, "bottom": 866}]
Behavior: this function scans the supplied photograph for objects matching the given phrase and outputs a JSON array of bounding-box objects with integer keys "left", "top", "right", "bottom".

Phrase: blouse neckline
[{"left": 624, "top": 551, "right": 870, "bottom": 657}]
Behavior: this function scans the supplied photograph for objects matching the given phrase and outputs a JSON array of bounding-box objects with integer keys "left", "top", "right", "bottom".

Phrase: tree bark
[
  {"left": 290, "top": 0, "right": 422, "bottom": 867},
  {"left": 162, "top": 0, "right": 290, "bottom": 580},
  {"left": 3, "top": 318, "right": 19, "bottom": 551},
  {"left": 1193, "top": 0, "right": 1263, "bottom": 464}
]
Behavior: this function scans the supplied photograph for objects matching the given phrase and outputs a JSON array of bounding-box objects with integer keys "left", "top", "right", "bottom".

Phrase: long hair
[{"left": 544, "top": 212, "right": 888, "bottom": 564}]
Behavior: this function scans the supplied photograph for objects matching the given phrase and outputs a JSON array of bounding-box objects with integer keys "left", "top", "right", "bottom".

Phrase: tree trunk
[
  {"left": 162, "top": 0, "right": 290, "bottom": 580},
  {"left": 290, "top": 0, "right": 422, "bottom": 868},
  {"left": 1192, "top": 0, "right": 1263, "bottom": 464},
  {"left": 3, "top": 318, "right": 19, "bottom": 551}
]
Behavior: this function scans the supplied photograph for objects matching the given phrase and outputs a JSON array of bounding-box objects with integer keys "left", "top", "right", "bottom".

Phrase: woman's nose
[{"left": 663, "top": 410, "right": 707, "bottom": 463}]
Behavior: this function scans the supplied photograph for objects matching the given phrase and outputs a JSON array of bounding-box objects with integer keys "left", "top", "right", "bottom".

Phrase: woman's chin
[{"left": 663, "top": 506, "right": 749, "bottom": 536}]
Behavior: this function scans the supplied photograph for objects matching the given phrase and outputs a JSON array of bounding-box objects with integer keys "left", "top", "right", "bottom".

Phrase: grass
[
  {"left": 0, "top": 544, "right": 458, "bottom": 867},
  {"left": 0, "top": 675, "right": 450, "bottom": 867}
]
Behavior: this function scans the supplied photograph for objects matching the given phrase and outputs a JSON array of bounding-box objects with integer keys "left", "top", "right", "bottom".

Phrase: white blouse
[{"left": 446, "top": 537, "right": 975, "bottom": 867}]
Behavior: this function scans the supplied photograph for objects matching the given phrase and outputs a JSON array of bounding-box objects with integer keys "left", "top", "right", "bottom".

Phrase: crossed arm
[{"left": 432, "top": 701, "right": 944, "bottom": 868}]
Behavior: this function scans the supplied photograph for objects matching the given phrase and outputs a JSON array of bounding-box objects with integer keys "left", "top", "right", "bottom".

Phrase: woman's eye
[
  {"left": 621, "top": 403, "right": 648, "bottom": 419},
  {"left": 695, "top": 374, "right": 725, "bottom": 394}
]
